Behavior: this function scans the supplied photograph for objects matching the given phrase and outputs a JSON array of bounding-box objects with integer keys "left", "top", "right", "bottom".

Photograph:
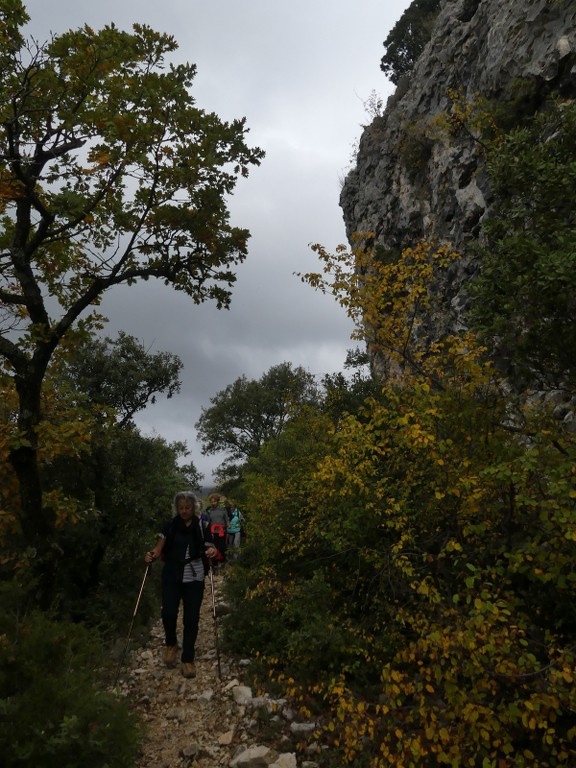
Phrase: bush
[
  {"left": 0, "top": 592, "right": 141, "bottom": 768},
  {"left": 469, "top": 100, "right": 576, "bottom": 390},
  {"left": 380, "top": 0, "right": 442, "bottom": 85}
]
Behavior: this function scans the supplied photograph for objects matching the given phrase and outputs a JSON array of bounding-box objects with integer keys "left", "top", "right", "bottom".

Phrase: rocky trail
[{"left": 113, "top": 571, "right": 321, "bottom": 768}]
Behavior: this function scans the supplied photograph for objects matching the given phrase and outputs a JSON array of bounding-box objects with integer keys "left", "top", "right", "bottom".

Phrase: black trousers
[
  {"left": 161, "top": 575, "right": 204, "bottom": 663},
  {"left": 210, "top": 524, "right": 227, "bottom": 563}
]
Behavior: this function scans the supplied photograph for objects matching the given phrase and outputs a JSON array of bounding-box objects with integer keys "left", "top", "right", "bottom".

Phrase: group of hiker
[
  {"left": 203, "top": 493, "right": 245, "bottom": 564},
  {"left": 144, "top": 491, "right": 245, "bottom": 678}
]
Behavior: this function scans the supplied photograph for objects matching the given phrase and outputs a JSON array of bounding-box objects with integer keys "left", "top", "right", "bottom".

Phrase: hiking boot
[
  {"left": 164, "top": 645, "right": 179, "bottom": 668},
  {"left": 182, "top": 662, "right": 196, "bottom": 678}
]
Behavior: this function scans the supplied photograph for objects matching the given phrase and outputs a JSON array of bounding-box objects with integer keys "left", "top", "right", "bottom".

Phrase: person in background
[
  {"left": 145, "top": 491, "right": 217, "bottom": 678},
  {"left": 196, "top": 496, "right": 209, "bottom": 529},
  {"left": 206, "top": 492, "right": 228, "bottom": 568},
  {"left": 219, "top": 494, "right": 232, "bottom": 518},
  {"left": 227, "top": 499, "right": 245, "bottom": 557}
]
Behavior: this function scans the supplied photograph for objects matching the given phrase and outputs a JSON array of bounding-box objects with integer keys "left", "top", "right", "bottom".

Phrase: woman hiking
[{"left": 145, "top": 491, "right": 218, "bottom": 678}]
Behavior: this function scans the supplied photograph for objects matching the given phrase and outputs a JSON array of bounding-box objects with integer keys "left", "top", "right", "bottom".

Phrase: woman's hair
[{"left": 173, "top": 490, "right": 198, "bottom": 514}]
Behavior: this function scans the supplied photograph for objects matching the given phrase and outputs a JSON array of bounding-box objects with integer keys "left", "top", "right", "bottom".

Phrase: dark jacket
[{"left": 160, "top": 515, "right": 214, "bottom": 581}]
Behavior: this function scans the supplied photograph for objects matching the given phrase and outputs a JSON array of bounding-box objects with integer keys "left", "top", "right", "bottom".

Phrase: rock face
[{"left": 340, "top": 0, "right": 576, "bottom": 336}]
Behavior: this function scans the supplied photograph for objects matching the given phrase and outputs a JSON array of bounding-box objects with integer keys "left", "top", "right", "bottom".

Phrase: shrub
[
  {"left": 380, "top": 0, "right": 442, "bottom": 85},
  {"left": 0, "top": 592, "right": 141, "bottom": 768}
]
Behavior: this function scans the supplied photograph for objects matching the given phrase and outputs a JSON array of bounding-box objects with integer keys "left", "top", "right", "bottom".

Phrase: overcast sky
[{"left": 23, "top": 0, "right": 411, "bottom": 484}]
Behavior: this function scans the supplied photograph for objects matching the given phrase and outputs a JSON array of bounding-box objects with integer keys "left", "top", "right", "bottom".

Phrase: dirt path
[{"left": 115, "top": 571, "right": 260, "bottom": 768}]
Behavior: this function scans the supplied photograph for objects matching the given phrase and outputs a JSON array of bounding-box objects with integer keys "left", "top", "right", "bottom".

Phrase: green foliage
[
  {"left": 394, "top": 118, "right": 435, "bottom": 180},
  {"left": 320, "top": 349, "right": 378, "bottom": 422},
  {"left": 227, "top": 236, "right": 576, "bottom": 766},
  {"left": 0, "top": 586, "right": 140, "bottom": 768},
  {"left": 196, "top": 362, "right": 320, "bottom": 475},
  {"left": 469, "top": 100, "right": 576, "bottom": 389},
  {"left": 62, "top": 332, "right": 183, "bottom": 427},
  {"left": 487, "top": 77, "right": 542, "bottom": 132},
  {"left": 50, "top": 427, "right": 190, "bottom": 629},
  {"left": 221, "top": 543, "right": 291, "bottom": 656},
  {"left": 2, "top": 330, "right": 195, "bottom": 632},
  {"left": 380, "top": 0, "right": 442, "bottom": 85},
  {"left": 51, "top": 332, "right": 194, "bottom": 626}
]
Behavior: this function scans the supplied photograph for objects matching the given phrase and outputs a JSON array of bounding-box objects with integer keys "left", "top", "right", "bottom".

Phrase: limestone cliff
[{"left": 340, "top": 0, "right": 576, "bottom": 339}]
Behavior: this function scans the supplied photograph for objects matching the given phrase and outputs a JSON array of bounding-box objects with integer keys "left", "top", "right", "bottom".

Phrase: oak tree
[
  {"left": 0, "top": 2, "right": 263, "bottom": 559},
  {"left": 62, "top": 331, "right": 183, "bottom": 428},
  {"left": 196, "top": 362, "right": 319, "bottom": 477},
  {"left": 380, "top": 0, "right": 442, "bottom": 85}
]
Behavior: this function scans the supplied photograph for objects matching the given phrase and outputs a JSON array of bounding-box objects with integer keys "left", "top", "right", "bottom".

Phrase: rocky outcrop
[{"left": 340, "top": 0, "right": 576, "bottom": 335}]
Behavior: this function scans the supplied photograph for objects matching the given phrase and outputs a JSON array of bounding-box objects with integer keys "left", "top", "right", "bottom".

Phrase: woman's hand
[
  {"left": 206, "top": 546, "right": 218, "bottom": 559},
  {"left": 144, "top": 550, "right": 158, "bottom": 564}
]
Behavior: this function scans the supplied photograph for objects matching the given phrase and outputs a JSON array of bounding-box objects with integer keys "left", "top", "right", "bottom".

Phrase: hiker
[
  {"left": 206, "top": 493, "right": 228, "bottom": 567},
  {"left": 144, "top": 491, "right": 218, "bottom": 678},
  {"left": 196, "top": 497, "right": 210, "bottom": 529},
  {"left": 227, "top": 500, "right": 245, "bottom": 555},
  {"left": 219, "top": 493, "right": 232, "bottom": 518}
]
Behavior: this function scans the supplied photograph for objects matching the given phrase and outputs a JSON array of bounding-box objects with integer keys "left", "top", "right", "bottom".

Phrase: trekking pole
[
  {"left": 208, "top": 560, "right": 222, "bottom": 680},
  {"left": 114, "top": 563, "right": 150, "bottom": 687}
]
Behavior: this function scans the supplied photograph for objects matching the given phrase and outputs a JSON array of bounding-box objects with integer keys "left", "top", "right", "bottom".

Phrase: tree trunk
[{"left": 9, "top": 368, "right": 58, "bottom": 608}]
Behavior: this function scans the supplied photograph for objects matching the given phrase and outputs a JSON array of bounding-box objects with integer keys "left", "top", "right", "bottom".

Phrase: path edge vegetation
[{"left": 220, "top": 97, "right": 576, "bottom": 767}]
